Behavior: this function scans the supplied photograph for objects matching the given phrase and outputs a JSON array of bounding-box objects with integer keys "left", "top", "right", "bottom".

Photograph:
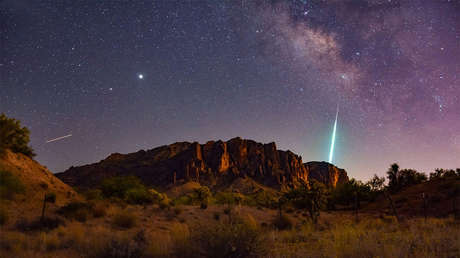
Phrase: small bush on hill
[
  {"left": 0, "top": 207, "right": 8, "bottom": 225},
  {"left": 112, "top": 211, "right": 137, "bottom": 229},
  {"left": 15, "top": 217, "right": 64, "bottom": 232},
  {"left": 84, "top": 189, "right": 103, "bottom": 200},
  {"left": 0, "top": 169, "right": 25, "bottom": 200},
  {"left": 273, "top": 214, "right": 294, "bottom": 230},
  {"left": 57, "top": 201, "right": 92, "bottom": 221},
  {"left": 0, "top": 113, "right": 35, "bottom": 157},
  {"left": 92, "top": 203, "right": 107, "bottom": 218},
  {"left": 215, "top": 191, "right": 245, "bottom": 206}
]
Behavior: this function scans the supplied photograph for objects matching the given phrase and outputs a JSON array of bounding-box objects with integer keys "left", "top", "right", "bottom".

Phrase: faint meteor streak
[
  {"left": 328, "top": 106, "right": 339, "bottom": 163},
  {"left": 46, "top": 134, "right": 72, "bottom": 143}
]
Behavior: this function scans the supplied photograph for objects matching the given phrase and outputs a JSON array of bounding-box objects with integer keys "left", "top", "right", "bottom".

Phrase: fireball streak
[
  {"left": 328, "top": 106, "right": 338, "bottom": 163},
  {"left": 46, "top": 134, "right": 72, "bottom": 143}
]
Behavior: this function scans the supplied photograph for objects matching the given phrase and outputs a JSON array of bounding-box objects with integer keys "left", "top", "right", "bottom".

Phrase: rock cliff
[{"left": 56, "top": 137, "right": 348, "bottom": 189}]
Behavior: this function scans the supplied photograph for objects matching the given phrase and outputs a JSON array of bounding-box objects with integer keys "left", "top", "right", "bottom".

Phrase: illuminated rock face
[
  {"left": 56, "top": 137, "right": 348, "bottom": 189},
  {"left": 305, "top": 161, "right": 349, "bottom": 187}
]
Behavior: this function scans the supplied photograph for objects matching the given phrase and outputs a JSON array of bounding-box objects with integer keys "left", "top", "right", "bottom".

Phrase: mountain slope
[
  {"left": 56, "top": 137, "right": 348, "bottom": 190},
  {"left": 0, "top": 149, "right": 79, "bottom": 221}
]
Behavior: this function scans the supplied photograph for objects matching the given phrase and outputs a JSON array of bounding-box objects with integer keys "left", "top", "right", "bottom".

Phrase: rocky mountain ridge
[{"left": 56, "top": 137, "right": 348, "bottom": 190}]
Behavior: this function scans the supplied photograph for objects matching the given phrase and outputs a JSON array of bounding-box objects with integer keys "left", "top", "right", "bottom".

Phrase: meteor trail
[
  {"left": 328, "top": 106, "right": 339, "bottom": 163},
  {"left": 46, "top": 134, "right": 72, "bottom": 143}
]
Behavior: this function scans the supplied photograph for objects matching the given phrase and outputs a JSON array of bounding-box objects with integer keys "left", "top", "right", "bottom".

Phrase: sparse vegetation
[{"left": 0, "top": 169, "right": 25, "bottom": 200}]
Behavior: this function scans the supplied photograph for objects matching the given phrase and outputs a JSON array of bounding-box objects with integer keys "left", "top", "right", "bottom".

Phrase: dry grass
[
  {"left": 271, "top": 216, "right": 460, "bottom": 258},
  {"left": 0, "top": 204, "right": 458, "bottom": 258}
]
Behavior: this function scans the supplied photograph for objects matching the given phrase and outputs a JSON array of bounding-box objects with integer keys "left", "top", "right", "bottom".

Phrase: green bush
[
  {"left": 125, "top": 188, "right": 154, "bottom": 204},
  {"left": 0, "top": 113, "right": 35, "bottom": 157},
  {"left": 100, "top": 176, "right": 158, "bottom": 205},
  {"left": 112, "top": 211, "right": 137, "bottom": 229},
  {"left": 0, "top": 169, "right": 25, "bottom": 200}
]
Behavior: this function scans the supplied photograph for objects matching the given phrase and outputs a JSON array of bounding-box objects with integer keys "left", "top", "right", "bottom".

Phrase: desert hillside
[{"left": 0, "top": 149, "right": 79, "bottom": 220}]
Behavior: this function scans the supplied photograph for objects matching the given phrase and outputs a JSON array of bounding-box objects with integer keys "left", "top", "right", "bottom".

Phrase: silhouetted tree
[
  {"left": 398, "top": 169, "right": 427, "bottom": 187},
  {"left": 0, "top": 113, "right": 35, "bottom": 157},
  {"left": 430, "top": 168, "right": 458, "bottom": 180},
  {"left": 284, "top": 180, "right": 327, "bottom": 224},
  {"left": 367, "top": 174, "right": 385, "bottom": 192},
  {"left": 387, "top": 163, "right": 400, "bottom": 190}
]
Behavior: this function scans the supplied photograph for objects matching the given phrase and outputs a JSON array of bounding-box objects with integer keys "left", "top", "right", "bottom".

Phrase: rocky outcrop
[
  {"left": 305, "top": 161, "right": 349, "bottom": 187},
  {"left": 56, "top": 137, "right": 348, "bottom": 189}
]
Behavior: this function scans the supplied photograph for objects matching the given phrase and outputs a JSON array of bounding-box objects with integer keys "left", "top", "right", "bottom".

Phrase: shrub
[
  {"left": 74, "top": 209, "right": 89, "bottom": 222},
  {"left": 223, "top": 207, "right": 232, "bottom": 215},
  {"left": 112, "top": 211, "right": 137, "bottom": 229},
  {"left": 213, "top": 212, "right": 220, "bottom": 221},
  {"left": 159, "top": 199, "right": 170, "bottom": 210},
  {"left": 0, "top": 169, "right": 25, "bottom": 200},
  {"left": 101, "top": 176, "right": 148, "bottom": 199},
  {"left": 125, "top": 188, "right": 154, "bottom": 204},
  {"left": 84, "top": 189, "right": 103, "bottom": 200},
  {"left": 200, "top": 202, "right": 208, "bottom": 209},
  {"left": 95, "top": 230, "right": 147, "bottom": 258},
  {"left": 0, "top": 113, "right": 35, "bottom": 157},
  {"left": 15, "top": 217, "right": 64, "bottom": 232},
  {"left": 187, "top": 216, "right": 269, "bottom": 258},
  {"left": 272, "top": 214, "right": 294, "bottom": 230},
  {"left": 57, "top": 201, "right": 92, "bottom": 221},
  {"left": 173, "top": 207, "right": 183, "bottom": 215},
  {"left": 92, "top": 203, "right": 107, "bottom": 218},
  {"left": 0, "top": 207, "right": 8, "bottom": 225}
]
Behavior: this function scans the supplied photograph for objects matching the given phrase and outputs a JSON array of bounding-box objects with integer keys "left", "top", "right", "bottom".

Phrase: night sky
[{"left": 1, "top": 0, "right": 459, "bottom": 180}]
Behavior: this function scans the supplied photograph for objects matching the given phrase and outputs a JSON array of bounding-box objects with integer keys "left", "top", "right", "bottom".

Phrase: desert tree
[
  {"left": 0, "top": 113, "right": 35, "bottom": 157},
  {"left": 387, "top": 163, "right": 400, "bottom": 191},
  {"left": 284, "top": 180, "right": 327, "bottom": 224},
  {"left": 367, "top": 174, "right": 385, "bottom": 192},
  {"left": 194, "top": 186, "right": 211, "bottom": 209}
]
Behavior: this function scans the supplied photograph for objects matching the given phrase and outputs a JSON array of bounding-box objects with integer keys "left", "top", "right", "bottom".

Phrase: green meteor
[{"left": 328, "top": 106, "right": 339, "bottom": 163}]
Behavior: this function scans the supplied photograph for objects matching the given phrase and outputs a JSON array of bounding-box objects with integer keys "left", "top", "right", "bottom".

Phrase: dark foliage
[
  {"left": 100, "top": 176, "right": 153, "bottom": 204},
  {"left": 15, "top": 217, "right": 65, "bottom": 232},
  {"left": 57, "top": 201, "right": 92, "bottom": 222},
  {"left": 284, "top": 180, "right": 327, "bottom": 224},
  {"left": 0, "top": 169, "right": 25, "bottom": 200},
  {"left": 0, "top": 113, "right": 35, "bottom": 157},
  {"left": 387, "top": 163, "right": 427, "bottom": 192},
  {"left": 272, "top": 214, "right": 293, "bottom": 230}
]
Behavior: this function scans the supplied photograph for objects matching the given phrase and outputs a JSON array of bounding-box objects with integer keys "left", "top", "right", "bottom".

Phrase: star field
[{"left": 1, "top": 0, "right": 459, "bottom": 180}]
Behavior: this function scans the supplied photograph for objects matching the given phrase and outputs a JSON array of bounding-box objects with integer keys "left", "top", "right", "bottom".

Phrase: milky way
[{"left": 1, "top": 0, "right": 459, "bottom": 179}]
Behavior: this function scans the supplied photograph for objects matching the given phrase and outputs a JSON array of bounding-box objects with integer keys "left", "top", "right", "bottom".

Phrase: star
[{"left": 138, "top": 74, "right": 144, "bottom": 79}]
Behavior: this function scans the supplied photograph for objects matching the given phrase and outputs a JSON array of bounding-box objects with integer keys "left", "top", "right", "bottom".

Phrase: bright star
[{"left": 138, "top": 74, "right": 144, "bottom": 79}]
